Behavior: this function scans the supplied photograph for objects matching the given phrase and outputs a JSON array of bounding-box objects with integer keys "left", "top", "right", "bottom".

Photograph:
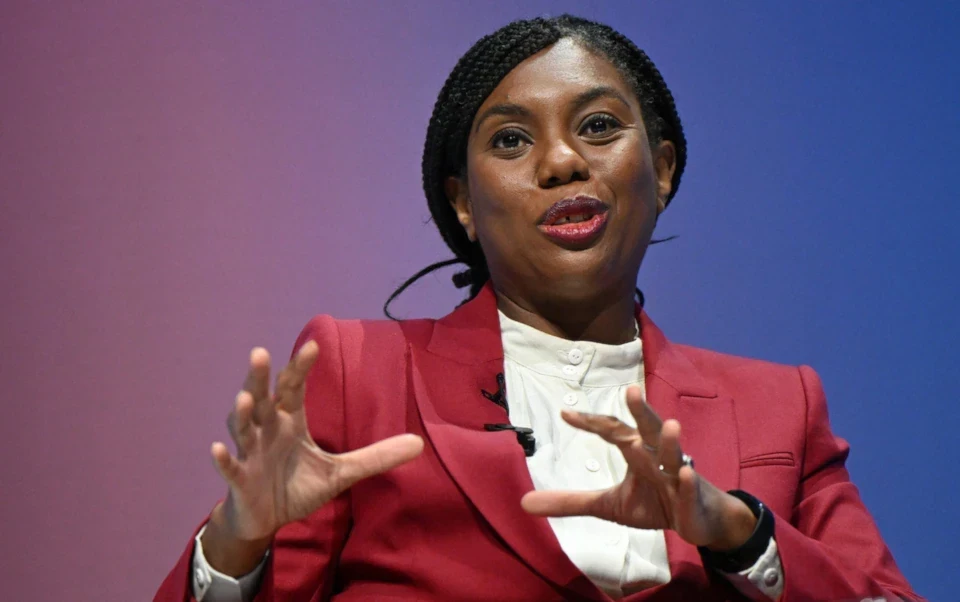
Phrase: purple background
[{"left": 2, "top": 2, "right": 957, "bottom": 599}]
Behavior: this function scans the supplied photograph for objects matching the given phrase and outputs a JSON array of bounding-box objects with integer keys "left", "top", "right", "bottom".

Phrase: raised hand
[
  {"left": 520, "top": 385, "right": 756, "bottom": 551},
  {"left": 203, "top": 341, "right": 423, "bottom": 572}
]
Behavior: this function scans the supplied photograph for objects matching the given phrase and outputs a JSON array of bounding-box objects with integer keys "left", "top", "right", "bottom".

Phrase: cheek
[
  {"left": 467, "top": 158, "right": 531, "bottom": 226},
  {"left": 604, "top": 143, "right": 659, "bottom": 216}
]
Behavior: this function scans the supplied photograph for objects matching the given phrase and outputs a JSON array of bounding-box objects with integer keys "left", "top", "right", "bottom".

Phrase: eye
[
  {"left": 580, "top": 114, "right": 621, "bottom": 137},
  {"left": 491, "top": 128, "right": 530, "bottom": 150}
]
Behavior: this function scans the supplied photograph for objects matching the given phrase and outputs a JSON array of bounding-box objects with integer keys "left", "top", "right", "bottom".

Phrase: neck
[{"left": 494, "top": 284, "right": 639, "bottom": 345}]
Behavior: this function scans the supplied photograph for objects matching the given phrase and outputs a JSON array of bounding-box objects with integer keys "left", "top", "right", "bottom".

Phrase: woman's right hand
[{"left": 202, "top": 341, "right": 423, "bottom": 572}]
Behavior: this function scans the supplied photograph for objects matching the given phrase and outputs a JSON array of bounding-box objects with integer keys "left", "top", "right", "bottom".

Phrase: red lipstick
[{"left": 537, "top": 195, "right": 609, "bottom": 247}]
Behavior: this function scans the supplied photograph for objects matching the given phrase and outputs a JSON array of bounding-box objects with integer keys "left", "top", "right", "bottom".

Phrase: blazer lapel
[
  {"left": 409, "top": 286, "right": 606, "bottom": 600},
  {"left": 638, "top": 310, "right": 742, "bottom": 589}
]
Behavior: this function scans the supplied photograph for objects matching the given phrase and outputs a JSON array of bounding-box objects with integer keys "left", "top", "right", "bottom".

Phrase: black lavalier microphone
[
  {"left": 482, "top": 372, "right": 536, "bottom": 457},
  {"left": 484, "top": 423, "right": 536, "bottom": 457}
]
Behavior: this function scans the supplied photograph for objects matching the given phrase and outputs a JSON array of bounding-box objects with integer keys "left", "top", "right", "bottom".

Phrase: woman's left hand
[{"left": 521, "top": 385, "right": 756, "bottom": 551}]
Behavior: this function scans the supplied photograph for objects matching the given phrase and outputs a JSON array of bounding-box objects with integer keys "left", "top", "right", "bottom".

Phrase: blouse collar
[{"left": 498, "top": 310, "right": 643, "bottom": 387}]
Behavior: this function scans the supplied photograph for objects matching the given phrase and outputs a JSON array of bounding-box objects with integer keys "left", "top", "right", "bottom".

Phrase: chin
[{"left": 538, "top": 264, "right": 626, "bottom": 304}]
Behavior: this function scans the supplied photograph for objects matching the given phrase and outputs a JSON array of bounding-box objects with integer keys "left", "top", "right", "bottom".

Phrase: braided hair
[{"left": 384, "top": 14, "right": 686, "bottom": 318}]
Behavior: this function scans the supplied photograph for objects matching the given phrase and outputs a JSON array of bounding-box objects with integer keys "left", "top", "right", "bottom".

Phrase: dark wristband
[{"left": 697, "top": 489, "right": 775, "bottom": 573}]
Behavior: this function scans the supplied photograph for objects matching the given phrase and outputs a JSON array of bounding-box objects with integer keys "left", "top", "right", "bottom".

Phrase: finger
[
  {"left": 242, "top": 348, "right": 272, "bottom": 425},
  {"left": 334, "top": 433, "right": 424, "bottom": 489},
  {"left": 211, "top": 441, "right": 243, "bottom": 487},
  {"left": 242, "top": 347, "right": 271, "bottom": 399},
  {"left": 560, "top": 410, "right": 639, "bottom": 448},
  {"left": 561, "top": 411, "right": 656, "bottom": 469},
  {"left": 521, "top": 488, "right": 615, "bottom": 521},
  {"left": 673, "top": 464, "right": 700, "bottom": 526},
  {"left": 274, "top": 340, "right": 320, "bottom": 413},
  {"left": 625, "top": 385, "right": 663, "bottom": 452},
  {"left": 227, "top": 391, "right": 256, "bottom": 458},
  {"left": 658, "top": 419, "right": 684, "bottom": 477}
]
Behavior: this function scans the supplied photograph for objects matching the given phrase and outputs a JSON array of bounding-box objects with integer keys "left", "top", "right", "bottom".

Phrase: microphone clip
[
  {"left": 482, "top": 373, "right": 535, "bottom": 457},
  {"left": 481, "top": 372, "right": 508, "bottom": 414},
  {"left": 484, "top": 423, "right": 536, "bottom": 457}
]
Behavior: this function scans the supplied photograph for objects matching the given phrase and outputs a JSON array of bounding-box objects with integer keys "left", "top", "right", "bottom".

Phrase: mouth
[
  {"left": 538, "top": 195, "right": 609, "bottom": 226},
  {"left": 537, "top": 195, "right": 610, "bottom": 247}
]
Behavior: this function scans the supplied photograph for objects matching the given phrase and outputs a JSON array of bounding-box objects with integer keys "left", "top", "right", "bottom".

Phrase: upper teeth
[{"left": 556, "top": 214, "right": 590, "bottom": 224}]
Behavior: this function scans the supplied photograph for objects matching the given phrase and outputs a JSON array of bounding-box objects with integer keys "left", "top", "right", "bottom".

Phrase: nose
[{"left": 536, "top": 136, "right": 590, "bottom": 188}]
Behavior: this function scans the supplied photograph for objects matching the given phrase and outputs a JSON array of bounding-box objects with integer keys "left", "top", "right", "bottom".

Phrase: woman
[{"left": 156, "top": 15, "right": 920, "bottom": 602}]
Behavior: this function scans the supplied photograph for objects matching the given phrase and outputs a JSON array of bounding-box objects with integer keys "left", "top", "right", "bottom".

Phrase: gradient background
[{"left": 2, "top": 2, "right": 958, "bottom": 600}]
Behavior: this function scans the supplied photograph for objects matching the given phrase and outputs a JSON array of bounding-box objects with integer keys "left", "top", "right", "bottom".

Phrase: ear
[
  {"left": 653, "top": 140, "right": 677, "bottom": 216},
  {"left": 445, "top": 175, "right": 476, "bottom": 242}
]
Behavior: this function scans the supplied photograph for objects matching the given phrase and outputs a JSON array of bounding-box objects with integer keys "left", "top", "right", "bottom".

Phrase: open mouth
[
  {"left": 552, "top": 213, "right": 598, "bottom": 225},
  {"left": 538, "top": 195, "right": 609, "bottom": 227},
  {"left": 537, "top": 195, "right": 610, "bottom": 246}
]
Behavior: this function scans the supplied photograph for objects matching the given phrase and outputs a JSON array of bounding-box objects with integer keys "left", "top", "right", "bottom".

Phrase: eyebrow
[
  {"left": 473, "top": 103, "right": 531, "bottom": 134},
  {"left": 571, "top": 86, "right": 632, "bottom": 114},
  {"left": 473, "top": 85, "right": 633, "bottom": 134}
]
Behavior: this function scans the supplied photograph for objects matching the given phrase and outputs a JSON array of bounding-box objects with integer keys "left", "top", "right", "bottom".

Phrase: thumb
[
  {"left": 334, "top": 434, "right": 424, "bottom": 489},
  {"left": 672, "top": 467, "right": 713, "bottom": 542}
]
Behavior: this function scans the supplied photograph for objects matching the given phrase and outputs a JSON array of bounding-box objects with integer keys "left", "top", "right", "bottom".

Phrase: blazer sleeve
[
  {"left": 771, "top": 365, "right": 923, "bottom": 602},
  {"left": 154, "top": 315, "right": 353, "bottom": 602}
]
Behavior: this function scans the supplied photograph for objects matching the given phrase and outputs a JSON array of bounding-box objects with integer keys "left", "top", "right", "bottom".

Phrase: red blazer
[{"left": 156, "top": 286, "right": 921, "bottom": 601}]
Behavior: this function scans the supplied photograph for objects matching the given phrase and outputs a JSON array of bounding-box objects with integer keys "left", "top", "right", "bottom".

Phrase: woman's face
[{"left": 448, "top": 39, "right": 676, "bottom": 307}]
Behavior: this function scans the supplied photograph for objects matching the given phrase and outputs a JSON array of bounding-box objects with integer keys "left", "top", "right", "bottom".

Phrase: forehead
[{"left": 479, "top": 38, "right": 634, "bottom": 110}]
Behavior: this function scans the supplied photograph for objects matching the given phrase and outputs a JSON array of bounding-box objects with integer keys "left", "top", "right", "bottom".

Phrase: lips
[
  {"left": 538, "top": 195, "right": 608, "bottom": 226},
  {"left": 537, "top": 195, "right": 610, "bottom": 247}
]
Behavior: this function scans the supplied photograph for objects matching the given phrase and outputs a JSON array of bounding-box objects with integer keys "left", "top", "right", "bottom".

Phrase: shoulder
[
  {"left": 295, "top": 315, "right": 441, "bottom": 448},
  {"left": 670, "top": 343, "right": 820, "bottom": 432},
  {"left": 672, "top": 342, "right": 839, "bottom": 439},
  {"left": 296, "top": 313, "right": 439, "bottom": 365},
  {"left": 673, "top": 343, "right": 806, "bottom": 394}
]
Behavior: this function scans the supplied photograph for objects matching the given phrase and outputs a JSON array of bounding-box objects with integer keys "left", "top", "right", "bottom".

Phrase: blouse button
[
  {"left": 567, "top": 348, "right": 584, "bottom": 364},
  {"left": 585, "top": 459, "right": 600, "bottom": 472},
  {"left": 563, "top": 393, "right": 578, "bottom": 406},
  {"left": 762, "top": 567, "right": 780, "bottom": 587},
  {"left": 562, "top": 365, "right": 578, "bottom": 376}
]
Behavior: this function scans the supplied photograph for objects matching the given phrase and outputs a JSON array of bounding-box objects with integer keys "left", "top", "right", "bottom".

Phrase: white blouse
[{"left": 499, "top": 310, "right": 669, "bottom": 597}]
